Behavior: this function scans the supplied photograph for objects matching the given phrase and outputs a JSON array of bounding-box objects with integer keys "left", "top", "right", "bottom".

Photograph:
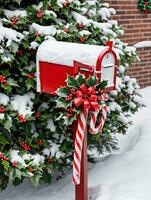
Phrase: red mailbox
[
  {"left": 36, "top": 40, "right": 118, "bottom": 200},
  {"left": 37, "top": 40, "right": 117, "bottom": 94}
]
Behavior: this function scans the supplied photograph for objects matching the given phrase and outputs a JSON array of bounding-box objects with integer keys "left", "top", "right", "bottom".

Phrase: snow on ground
[{"left": 0, "top": 87, "right": 151, "bottom": 200}]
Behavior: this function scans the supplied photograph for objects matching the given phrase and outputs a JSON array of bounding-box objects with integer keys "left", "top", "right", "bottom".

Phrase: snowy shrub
[{"left": 0, "top": 0, "right": 143, "bottom": 190}]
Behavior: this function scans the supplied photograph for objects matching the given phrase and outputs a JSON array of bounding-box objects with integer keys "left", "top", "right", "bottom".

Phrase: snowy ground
[{"left": 0, "top": 87, "right": 151, "bottom": 200}]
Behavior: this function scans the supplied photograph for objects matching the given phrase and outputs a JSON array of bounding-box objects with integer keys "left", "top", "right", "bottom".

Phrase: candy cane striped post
[
  {"left": 89, "top": 105, "right": 108, "bottom": 135},
  {"left": 72, "top": 108, "right": 88, "bottom": 185}
]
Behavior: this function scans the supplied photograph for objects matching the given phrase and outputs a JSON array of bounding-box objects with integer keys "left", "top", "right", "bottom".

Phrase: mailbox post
[{"left": 36, "top": 40, "right": 117, "bottom": 200}]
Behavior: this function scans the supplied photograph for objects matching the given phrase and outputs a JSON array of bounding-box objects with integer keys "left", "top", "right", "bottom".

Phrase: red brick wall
[{"left": 108, "top": 0, "right": 151, "bottom": 87}]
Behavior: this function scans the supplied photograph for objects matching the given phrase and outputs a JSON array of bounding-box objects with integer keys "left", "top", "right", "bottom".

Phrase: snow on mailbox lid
[{"left": 37, "top": 40, "right": 117, "bottom": 94}]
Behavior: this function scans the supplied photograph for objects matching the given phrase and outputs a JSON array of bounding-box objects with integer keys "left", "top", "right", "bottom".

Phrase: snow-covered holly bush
[{"left": 0, "top": 0, "right": 143, "bottom": 190}]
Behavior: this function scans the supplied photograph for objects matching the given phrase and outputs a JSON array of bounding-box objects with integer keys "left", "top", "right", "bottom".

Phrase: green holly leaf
[
  {"left": 96, "top": 80, "right": 108, "bottom": 90},
  {"left": 2, "top": 160, "right": 10, "bottom": 171},
  {"left": 57, "top": 87, "right": 70, "bottom": 97},
  {"left": 0, "top": 133, "right": 10, "bottom": 144},
  {"left": 25, "top": 79, "right": 35, "bottom": 90},
  {"left": 4, "top": 119, "right": 12, "bottom": 132},
  {"left": 77, "top": 74, "right": 86, "bottom": 85},
  {"left": 30, "top": 175, "right": 41, "bottom": 188},
  {"left": 57, "top": 97, "right": 72, "bottom": 109},
  {"left": 1, "top": 70, "right": 10, "bottom": 77},
  {"left": 66, "top": 76, "right": 79, "bottom": 89},
  {"left": 14, "top": 169, "right": 22, "bottom": 179},
  {"left": 87, "top": 76, "right": 98, "bottom": 86},
  {"left": 7, "top": 78, "right": 19, "bottom": 87},
  {"left": 64, "top": 114, "right": 76, "bottom": 126}
]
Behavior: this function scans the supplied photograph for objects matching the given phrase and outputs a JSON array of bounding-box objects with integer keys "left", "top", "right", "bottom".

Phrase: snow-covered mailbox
[
  {"left": 36, "top": 40, "right": 117, "bottom": 200},
  {"left": 37, "top": 40, "right": 117, "bottom": 94}
]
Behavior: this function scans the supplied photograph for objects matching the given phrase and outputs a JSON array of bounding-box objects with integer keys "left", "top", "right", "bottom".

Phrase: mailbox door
[
  {"left": 39, "top": 61, "right": 93, "bottom": 95},
  {"left": 96, "top": 48, "right": 117, "bottom": 92}
]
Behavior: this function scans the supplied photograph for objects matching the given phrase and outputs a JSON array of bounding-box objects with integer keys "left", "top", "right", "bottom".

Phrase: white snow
[
  {"left": 3, "top": 9, "right": 27, "bottom": 18},
  {"left": 0, "top": 93, "right": 9, "bottom": 105},
  {"left": 0, "top": 24, "right": 24, "bottom": 45},
  {"left": 11, "top": 93, "right": 35, "bottom": 117},
  {"left": 0, "top": 113, "right": 5, "bottom": 120},
  {"left": 47, "top": 119, "right": 56, "bottom": 132},
  {"left": 0, "top": 86, "right": 151, "bottom": 200},
  {"left": 30, "top": 23, "right": 57, "bottom": 36},
  {"left": 134, "top": 41, "right": 151, "bottom": 48},
  {"left": 37, "top": 40, "right": 106, "bottom": 67}
]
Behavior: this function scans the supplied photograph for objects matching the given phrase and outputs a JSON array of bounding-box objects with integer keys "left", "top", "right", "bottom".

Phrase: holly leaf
[
  {"left": 66, "top": 76, "right": 79, "bottom": 89},
  {"left": 30, "top": 175, "right": 41, "bottom": 188},
  {"left": 1, "top": 70, "right": 10, "bottom": 77},
  {"left": 87, "top": 76, "right": 97, "bottom": 86},
  {"left": 4, "top": 119, "right": 12, "bottom": 132},
  {"left": 64, "top": 114, "right": 76, "bottom": 126},
  {"left": 0, "top": 133, "right": 9, "bottom": 145},
  {"left": 25, "top": 79, "right": 35, "bottom": 90},
  {"left": 56, "top": 97, "right": 72, "bottom": 109},
  {"left": 96, "top": 80, "right": 108, "bottom": 90},
  {"left": 77, "top": 74, "right": 86, "bottom": 85},
  {"left": 7, "top": 78, "right": 19, "bottom": 87},
  {"left": 2, "top": 160, "right": 10, "bottom": 171},
  {"left": 14, "top": 169, "right": 22, "bottom": 179},
  {"left": 57, "top": 87, "right": 70, "bottom": 97}
]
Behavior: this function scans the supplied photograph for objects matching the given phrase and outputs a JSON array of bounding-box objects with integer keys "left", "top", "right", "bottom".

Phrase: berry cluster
[
  {"left": 37, "top": 138, "right": 43, "bottom": 145},
  {"left": 80, "top": 37, "right": 87, "bottom": 43},
  {"left": 0, "top": 107, "right": 6, "bottom": 113},
  {"left": 37, "top": 9, "right": 43, "bottom": 18},
  {"left": 66, "top": 107, "right": 75, "bottom": 119},
  {"left": 10, "top": 16, "right": 19, "bottom": 26},
  {"left": 34, "top": 111, "right": 41, "bottom": 118},
  {"left": 28, "top": 167, "right": 33, "bottom": 173},
  {"left": 0, "top": 75, "right": 8, "bottom": 85},
  {"left": 0, "top": 153, "right": 9, "bottom": 161},
  {"left": 18, "top": 114, "right": 27, "bottom": 123},
  {"left": 20, "top": 141, "right": 30, "bottom": 151},
  {"left": 63, "top": 1, "right": 70, "bottom": 7},
  {"left": 12, "top": 161, "right": 18, "bottom": 168},
  {"left": 27, "top": 73, "right": 34, "bottom": 79},
  {"left": 76, "top": 23, "right": 84, "bottom": 29},
  {"left": 16, "top": 50, "right": 24, "bottom": 56}
]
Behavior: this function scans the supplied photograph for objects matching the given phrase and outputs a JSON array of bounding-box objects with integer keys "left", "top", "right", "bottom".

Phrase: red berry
[
  {"left": 80, "top": 37, "right": 87, "bottom": 43},
  {"left": 27, "top": 73, "right": 34, "bottom": 79},
  {"left": 35, "top": 32, "right": 41, "bottom": 37},
  {"left": 70, "top": 88, "right": 76, "bottom": 94},
  {"left": 3, "top": 156, "right": 9, "bottom": 161},
  {"left": 12, "top": 161, "right": 18, "bottom": 168},
  {"left": 37, "top": 9, "right": 43, "bottom": 18},
  {"left": 35, "top": 111, "right": 41, "bottom": 118},
  {"left": 18, "top": 114, "right": 27, "bottom": 123},
  {"left": 48, "top": 157, "right": 53, "bottom": 163},
  {"left": 0, "top": 153, "right": 4, "bottom": 159},
  {"left": 29, "top": 167, "right": 33, "bottom": 173},
  {"left": 10, "top": 16, "right": 19, "bottom": 26},
  {"left": 63, "top": 1, "right": 70, "bottom": 7},
  {"left": 0, "top": 107, "right": 6, "bottom": 113},
  {"left": 65, "top": 96, "right": 70, "bottom": 102},
  {"left": 64, "top": 28, "right": 69, "bottom": 33},
  {"left": 16, "top": 50, "right": 24, "bottom": 56},
  {"left": 38, "top": 139, "right": 43, "bottom": 145},
  {"left": 76, "top": 23, "right": 84, "bottom": 29},
  {"left": 66, "top": 113, "right": 72, "bottom": 119},
  {"left": 0, "top": 75, "right": 7, "bottom": 85}
]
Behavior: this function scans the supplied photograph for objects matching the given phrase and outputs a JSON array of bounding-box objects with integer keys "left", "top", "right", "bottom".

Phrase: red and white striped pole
[{"left": 73, "top": 109, "right": 88, "bottom": 200}]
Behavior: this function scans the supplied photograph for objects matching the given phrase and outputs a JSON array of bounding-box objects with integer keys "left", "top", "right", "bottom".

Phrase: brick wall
[{"left": 108, "top": 0, "right": 151, "bottom": 87}]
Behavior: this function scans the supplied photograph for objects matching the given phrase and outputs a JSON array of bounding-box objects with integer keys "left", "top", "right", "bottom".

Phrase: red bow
[{"left": 73, "top": 84, "right": 99, "bottom": 111}]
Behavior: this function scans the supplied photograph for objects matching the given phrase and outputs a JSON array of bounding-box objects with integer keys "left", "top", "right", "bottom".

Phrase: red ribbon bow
[{"left": 73, "top": 84, "right": 99, "bottom": 112}]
